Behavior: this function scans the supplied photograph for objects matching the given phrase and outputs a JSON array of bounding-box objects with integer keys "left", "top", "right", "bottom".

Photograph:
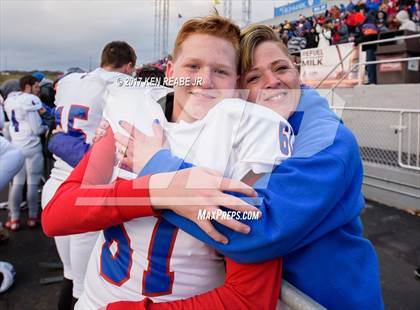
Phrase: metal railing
[
  {"left": 398, "top": 111, "right": 420, "bottom": 171},
  {"left": 357, "top": 33, "right": 420, "bottom": 85},
  {"left": 325, "top": 56, "right": 420, "bottom": 101},
  {"left": 279, "top": 280, "right": 326, "bottom": 310},
  {"left": 321, "top": 33, "right": 420, "bottom": 98}
]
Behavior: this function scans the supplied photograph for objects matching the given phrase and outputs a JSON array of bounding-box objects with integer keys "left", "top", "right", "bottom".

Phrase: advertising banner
[
  {"left": 300, "top": 43, "right": 364, "bottom": 88},
  {"left": 274, "top": 0, "right": 322, "bottom": 17}
]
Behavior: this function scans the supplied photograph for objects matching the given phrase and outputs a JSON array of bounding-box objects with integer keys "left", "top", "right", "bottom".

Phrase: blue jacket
[{"left": 140, "top": 88, "right": 384, "bottom": 309}]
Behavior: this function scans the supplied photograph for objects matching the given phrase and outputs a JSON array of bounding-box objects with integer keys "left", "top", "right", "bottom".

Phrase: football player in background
[
  {"left": 41, "top": 41, "right": 136, "bottom": 310},
  {"left": 3, "top": 75, "right": 47, "bottom": 230}
]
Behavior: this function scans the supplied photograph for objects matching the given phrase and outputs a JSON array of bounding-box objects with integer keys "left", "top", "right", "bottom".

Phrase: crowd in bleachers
[
  {"left": 135, "top": 56, "right": 171, "bottom": 80},
  {"left": 270, "top": 0, "right": 420, "bottom": 54},
  {"left": 140, "top": 1, "right": 420, "bottom": 83}
]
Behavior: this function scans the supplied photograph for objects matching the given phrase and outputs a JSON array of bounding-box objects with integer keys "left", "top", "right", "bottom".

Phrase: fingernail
[
  {"left": 153, "top": 119, "right": 160, "bottom": 124},
  {"left": 244, "top": 226, "right": 251, "bottom": 234},
  {"left": 222, "top": 239, "right": 229, "bottom": 244}
]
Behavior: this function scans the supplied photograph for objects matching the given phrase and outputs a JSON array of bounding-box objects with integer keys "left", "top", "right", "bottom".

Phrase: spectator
[
  {"left": 316, "top": 23, "right": 332, "bottom": 47},
  {"left": 330, "top": 5, "right": 341, "bottom": 20},
  {"left": 299, "top": 15, "right": 312, "bottom": 32},
  {"left": 379, "top": 0, "right": 389, "bottom": 13},
  {"left": 360, "top": 13, "right": 379, "bottom": 84},
  {"left": 413, "top": 2, "right": 420, "bottom": 26},
  {"left": 396, "top": 10, "right": 417, "bottom": 31},
  {"left": 332, "top": 19, "right": 342, "bottom": 44},
  {"left": 365, "top": 0, "right": 381, "bottom": 12},
  {"left": 338, "top": 18, "right": 350, "bottom": 43},
  {"left": 287, "top": 30, "right": 307, "bottom": 54},
  {"left": 377, "top": 10, "right": 389, "bottom": 32},
  {"left": 387, "top": 0, "right": 398, "bottom": 17},
  {"left": 362, "top": 13, "right": 379, "bottom": 36},
  {"left": 347, "top": 0, "right": 356, "bottom": 12},
  {"left": 317, "top": 14, "right": 326, "bottom": 26},
  {"left": 304, "top": 28, "right": 319, "bottom": 48},
  {"left": 400, "top": 0, "right": 416, "bottom": 9},
  {"left": 281, "top": 29, "right": 289, "bottom": 45},
  {"left": 347, "top": 6, "right": 366, "bottom": 33},
  {"left": 32, "top": 72, "right": 55, "bottom": 109}
]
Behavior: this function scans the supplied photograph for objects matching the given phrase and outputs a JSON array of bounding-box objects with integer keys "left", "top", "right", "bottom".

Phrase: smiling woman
[{"left": 239, "top": 24, "right": 301, "bottom": 119}]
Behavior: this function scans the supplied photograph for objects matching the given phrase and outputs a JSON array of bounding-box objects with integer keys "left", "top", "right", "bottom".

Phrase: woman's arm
[
  {"left": 107, "top": 257, "right": 282, "bottom": 310},
  {"left": 157, "top": 90, "right": 365, "bottom": 263}
]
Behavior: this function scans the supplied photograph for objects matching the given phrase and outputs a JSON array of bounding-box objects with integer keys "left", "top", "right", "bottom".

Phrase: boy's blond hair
[
  {"left": 172, "top": 15, "right": 241, "bottom": 70},
  {"left": 240, "top": 24, "right": 290, "bottom": 75}
]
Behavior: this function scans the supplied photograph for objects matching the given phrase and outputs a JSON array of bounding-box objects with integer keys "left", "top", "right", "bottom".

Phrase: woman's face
[{"left": 239, "top": 41, "right": 301, "bottom": 119}]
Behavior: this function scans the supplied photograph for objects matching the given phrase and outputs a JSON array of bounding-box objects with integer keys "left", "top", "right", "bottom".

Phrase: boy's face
[
  {"left": 31, "top": 81, "right": 41, "bottom": 96},
  {"left": 239, "top": 41, "right": 300, "bottom": 119},
  {"left": 166, "top": 33, "right": 238, "bottom": 123},
  {"left": 24, "top": 81, "right": 40, "bottom": 96}
]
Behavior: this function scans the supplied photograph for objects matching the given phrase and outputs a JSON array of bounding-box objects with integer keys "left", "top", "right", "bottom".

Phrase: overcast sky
[{"left": 0, "top": 0, "right": 290, "bottom": 71}]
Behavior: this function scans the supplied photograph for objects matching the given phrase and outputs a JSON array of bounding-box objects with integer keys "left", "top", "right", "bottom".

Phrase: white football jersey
[
  {"left": 3, "top": 92, "right": 45, "bottom": 151},
  {"left": 76, "top": 86, "right": 294, "bottom": 309},
  {"left": 48, "top": 68, "right": 127, "bottom": 183}
]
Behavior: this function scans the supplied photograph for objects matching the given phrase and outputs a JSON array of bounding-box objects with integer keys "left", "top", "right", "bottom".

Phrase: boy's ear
[
  {"left": 165, "top": 61, "right": 174, "bottom": 78},
  {"left": 123, "top": 62, "right": 134, "bottom": 75}
]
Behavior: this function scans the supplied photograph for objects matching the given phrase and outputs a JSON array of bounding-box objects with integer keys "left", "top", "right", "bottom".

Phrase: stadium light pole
[
  {"left": 223, "top": 0, "right": 232, "bottom": 18},
  {"left": 154, "top": 0, "right": 169, "bottom": 60},
  {"left": 242, "top": 0, "right": 252, "bottom": 26}
]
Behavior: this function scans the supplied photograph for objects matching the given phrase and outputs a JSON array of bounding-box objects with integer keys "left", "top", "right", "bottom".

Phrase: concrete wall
[{"left": 332, "top": 84, "right": 420, "bottom": 110}]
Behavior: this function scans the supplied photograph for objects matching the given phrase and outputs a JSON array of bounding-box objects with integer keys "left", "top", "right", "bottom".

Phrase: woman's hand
[
  {"left": 149, "top": 167, "right": 261, "bottom": 244},
  {"left": 115, "top": 120, "right": 166, "bottom": 175}
]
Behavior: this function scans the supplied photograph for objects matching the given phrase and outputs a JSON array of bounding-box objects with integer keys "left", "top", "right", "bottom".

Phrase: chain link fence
[{"left": 330, "top": 107, "right": 420, "bottom": 172}]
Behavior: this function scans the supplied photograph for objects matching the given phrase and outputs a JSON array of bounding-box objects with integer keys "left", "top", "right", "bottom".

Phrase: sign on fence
[{"left": 300, "top": 43, "right": 364, "bottom": 88}]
